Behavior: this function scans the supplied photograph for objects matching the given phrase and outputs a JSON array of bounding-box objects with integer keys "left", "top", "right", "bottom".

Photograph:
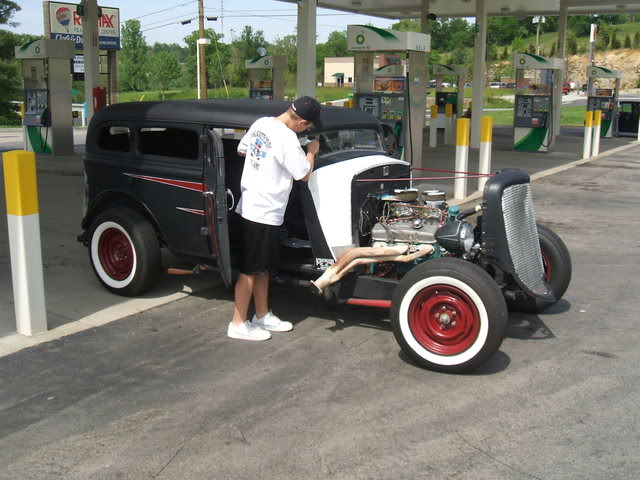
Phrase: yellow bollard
[
  {"left": 2, "top": 150, "right": 47, "bottom": 335},
  {"left": 429, "top": 105, "right": 438, "bottom": 148},
  {"left": 478, "top": 116, "right": 493, "bottom": 192},
  {"left": 444, "top": 103, "right": 454, "bottom": 145},
  {"left": 454, "top": 118, "right": 471, "bottom": 199},
  {"left": 592, "top": 110, "right": 601, "bottom": 156},
  {"left": 582, "top": 111, "right": 593, "bottom": 159}
]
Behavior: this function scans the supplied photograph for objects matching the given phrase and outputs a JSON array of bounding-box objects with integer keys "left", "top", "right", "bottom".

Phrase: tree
[
  {"left": 148, "top": 51, "right": 180, "bottom": 99},
  {"left": 227, "top": 26, "right": 267, "bottom": 87},
  {"left": 610, "top": 32, "right": 621, "bottom": 49},
  {"left": 501, "top": 46, "right": 509, "bottom": 60},
  {"left": 0, "top": 0, "right": 20, "bottom": 26},
  {"left": 511, "top": 37, "right": 526, "bottom": 54},
  {"left": 119, "top": 20, "right": 149, "bottom": 91},
  {"left": 624, "top": 34, "right": 631, "bottom": 49},
  {"left": 207, "top": 33, "right": 231, "bottom": 90},
  {"left": 270, "top": 34, "right": 297, "bottom": 85},
  {"left": 567, "top": 36, "right": 578, "bottom": 56},
  {"left": 324, "top": 30, "right": 348, "bottom": 57},
  {"left": 634, "top": 32, "right": 640, "bottom": 48},
  {"left": 0, "top": 29, "right": 35, "bottom": 125}
]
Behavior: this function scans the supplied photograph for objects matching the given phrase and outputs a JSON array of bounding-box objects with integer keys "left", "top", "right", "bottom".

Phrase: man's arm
[{"left": 300, "top": 139, "right": 319, "bottom": 182}]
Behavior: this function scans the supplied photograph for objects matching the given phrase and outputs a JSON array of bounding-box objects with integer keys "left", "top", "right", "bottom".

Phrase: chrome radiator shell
[
  {"left": 481, "top": 168, "right": 555, "bottom": 302},
  {"left": 501, "top": 183, "right": 549, "bottom": 296}
]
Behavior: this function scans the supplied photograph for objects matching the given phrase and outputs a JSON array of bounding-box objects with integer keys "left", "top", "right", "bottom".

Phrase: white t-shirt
[{"left": 236, "top": 116, "right": 310, "bottom": 226}]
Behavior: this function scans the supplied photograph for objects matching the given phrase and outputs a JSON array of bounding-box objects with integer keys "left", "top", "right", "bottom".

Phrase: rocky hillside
[{"left": 565, "top": 49, "right": 640, "bottom": 90}]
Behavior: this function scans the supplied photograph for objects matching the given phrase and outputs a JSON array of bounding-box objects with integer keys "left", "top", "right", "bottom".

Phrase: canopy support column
[
  {"left": 470, "top": 0, "right": 487, "bottom": 148},
  {"left": 296, "top": 0, "right": 317, "bottom": 98}
]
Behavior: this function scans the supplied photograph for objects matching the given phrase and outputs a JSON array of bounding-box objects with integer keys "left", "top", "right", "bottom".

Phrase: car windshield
[{"left": 301, "top": 129, "right": 384, "bottom": 158}]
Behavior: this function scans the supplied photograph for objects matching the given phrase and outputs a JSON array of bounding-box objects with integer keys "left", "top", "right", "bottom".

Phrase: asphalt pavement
[{"left": 1, "top": 124, "right": 640, "bottom": 478}]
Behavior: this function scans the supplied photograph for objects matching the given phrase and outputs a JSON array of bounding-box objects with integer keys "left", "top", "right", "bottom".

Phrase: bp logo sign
[
  {"left": 591, "top": 69, "right": 597, "bottom": 75},
  {"left": 519, "top": 58, "right": 526, "bottom": 65},
  {"left": 356, "top": 34, "right": 365, "bottom": 45}
]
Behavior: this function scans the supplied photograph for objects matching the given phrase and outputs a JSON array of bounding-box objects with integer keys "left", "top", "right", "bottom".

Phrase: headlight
[{"left": 435, "top": 220, "right": 475, "bottom": 254}]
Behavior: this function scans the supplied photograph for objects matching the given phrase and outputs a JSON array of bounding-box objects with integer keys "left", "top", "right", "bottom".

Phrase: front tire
[
  {"left": 88, "top": 208, "right": 160, "bottom": 296},
  {"left": 391, "top": 258, "right": 508, "bottom": 373},
  {"left": 507, "top": 224, "right": 572, "bottom": 313}
]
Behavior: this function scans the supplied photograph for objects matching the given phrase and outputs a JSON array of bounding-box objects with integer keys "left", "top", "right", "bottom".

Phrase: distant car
[
  {"left": 506, "top": 82, "right": 516, "bottom": 89},
  {"left": 464, "top": 82, "right": 472, "bottom": 88},
  {"left": 489, "top": 82, "right": 502, "bottom": 89},
  {"left": 562, "top": 82, "right": 570, "bottom": 95}
]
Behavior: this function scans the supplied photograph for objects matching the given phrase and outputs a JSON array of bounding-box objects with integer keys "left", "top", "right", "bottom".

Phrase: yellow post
[
  {"left": 429, "top": 105, "right": 439, "bottom": 148},
  {"left": 445, "top": 103, "right": 453, "bottom": 119},
  {"left": 478, "top": 116, "right": 493, "bottom": 192},
  {"left": 444, "top": 103, "right": 454, "bottom": 145},
  {"left": 2, "top": 150, "right": 47, "bottom": 335},
  {"left": 454, "top": 118, "right": 471, "bottom": 199},
  {"left": 583, "top": 111, "right": 593, "bottom": 159},
  {"left": 592, "top": 110, "right": 601, "bottom": 156}
]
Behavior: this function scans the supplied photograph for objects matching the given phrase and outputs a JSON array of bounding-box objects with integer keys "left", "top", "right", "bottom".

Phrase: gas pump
[
  {"left": 15, "top": 39, "right": 75, "bottom": 155},
  {"left": 245, "top": 50, "right": 287, "bottom": 100},
  {"left": 512, "top": 53, "right": 563, "bottom": 153},
  {"left": 586, "top": 65, "right": 622, "bottom": 138},
  {"left": 348, "top": 25, "right": 429, "bottom": 166},
  {"left": 432, "top": 64, "right": 466, "bottom": 116}
]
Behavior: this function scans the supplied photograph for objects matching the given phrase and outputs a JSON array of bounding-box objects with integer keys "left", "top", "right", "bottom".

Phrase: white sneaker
[
  {"left": 251, "top": 312, "right": 293, "bottom": 332},
  {"left": 227, "top": 321, "right": 271, "bottom": 341}
]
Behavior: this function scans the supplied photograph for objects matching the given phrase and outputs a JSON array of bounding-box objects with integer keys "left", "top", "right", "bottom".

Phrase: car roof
[{"left": 89, "top": 98, "right": 382, "bottom": 133}]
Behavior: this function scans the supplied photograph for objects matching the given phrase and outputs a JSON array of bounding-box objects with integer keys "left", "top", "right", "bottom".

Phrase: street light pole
[{"left": 198, "top": 0, "right": 208, "bottom": 99}]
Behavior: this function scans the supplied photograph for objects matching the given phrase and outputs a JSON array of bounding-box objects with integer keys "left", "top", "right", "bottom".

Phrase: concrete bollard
[
  {"left": 2, "top": 150, "right": 47, "bottom": 335},
  {"left": 478, "top": 116, "right": 493, "bottom": 192},
  {"left": 429, "top": 105, "right": 438, "bottom": 148},
  {"left": 444, "top": 103, "right": 455, "bottom": 145},
  {"left": 592, "top": 110, "right": 601, "bottom": 157},
  {"left": 582, "top": 110, "right": 593, "bottom": 160},
  {"left": 454, "top": 118, "right": 471, "bottom": 200}
]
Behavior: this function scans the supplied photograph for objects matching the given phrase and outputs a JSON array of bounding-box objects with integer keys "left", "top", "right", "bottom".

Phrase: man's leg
[
  {"left": 253, "top": 273, "right": 270, "bottom": 318},
  {"left": 232, "top": 273, "right": 255, "bottom": 325}
]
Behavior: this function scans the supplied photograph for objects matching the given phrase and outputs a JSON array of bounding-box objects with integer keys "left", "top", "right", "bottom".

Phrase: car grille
[{"left": 501, "top": 183, "right": 549, "bottom": 296}]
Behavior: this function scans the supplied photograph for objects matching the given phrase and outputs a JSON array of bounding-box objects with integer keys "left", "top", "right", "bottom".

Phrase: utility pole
[{"left": 198, "top": 0, "right": 208, "bottom": 99}]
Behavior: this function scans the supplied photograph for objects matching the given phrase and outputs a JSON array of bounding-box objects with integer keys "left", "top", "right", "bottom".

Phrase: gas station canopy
[{"left": 277, "top": 0, "right": 640, "bottom": 18}]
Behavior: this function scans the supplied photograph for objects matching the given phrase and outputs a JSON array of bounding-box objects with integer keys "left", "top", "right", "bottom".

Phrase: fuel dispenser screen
[
  {"left": 514, "top": 95, "right": 550, "bottom": 128},
  {"left": 24, "top": 89, "right": 50, "bottom": 127},
  {"left": 356, "top": 94, "right": 405, "bottom": 123}
]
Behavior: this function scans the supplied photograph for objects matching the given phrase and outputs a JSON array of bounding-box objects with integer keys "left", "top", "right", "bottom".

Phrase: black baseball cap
[{"left": 291, "top": 96, "right": 323, "bottom": 129}]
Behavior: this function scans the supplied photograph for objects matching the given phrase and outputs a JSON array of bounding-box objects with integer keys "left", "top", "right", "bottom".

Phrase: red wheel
[
  {"left": 89, "top": 208, "right": 160, "bottom": 296},
  {"left": 408, "top": 285, "right": 480, "bottom": 356},
  {"left": 391, "top": 258, "right": 507, "bottom": 373},
  {"left": 98, "top": 227, "right": 134, "bottom": 280}
]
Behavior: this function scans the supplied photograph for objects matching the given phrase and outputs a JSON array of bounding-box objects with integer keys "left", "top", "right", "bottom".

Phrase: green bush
[{"left": 0, "top": 110, "right": 21, "bottom": 126}]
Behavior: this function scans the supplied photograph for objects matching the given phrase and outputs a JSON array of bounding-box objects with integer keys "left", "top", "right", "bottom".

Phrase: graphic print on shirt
[{"left": 250, "top": 130, "right": 272, "bottom": 171}]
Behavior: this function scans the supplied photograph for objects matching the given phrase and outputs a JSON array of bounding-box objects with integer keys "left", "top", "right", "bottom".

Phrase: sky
[{"left": 9, "top": 0, "right": 396, "bottom": 46}]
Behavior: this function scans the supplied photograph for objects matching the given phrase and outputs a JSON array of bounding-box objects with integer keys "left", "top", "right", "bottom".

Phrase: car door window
[{"left": 138, "top": 127, "right": 199, "bottom": 160}]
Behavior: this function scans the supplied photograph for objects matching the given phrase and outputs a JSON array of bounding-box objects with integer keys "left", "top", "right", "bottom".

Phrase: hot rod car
[{"left": 79, "top": 99, "right": 571, "bottom": 373}]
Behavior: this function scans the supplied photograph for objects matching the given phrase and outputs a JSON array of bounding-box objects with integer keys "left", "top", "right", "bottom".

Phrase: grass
[{"left": 483, "top": 105, "right": 589, "bottom": 126}]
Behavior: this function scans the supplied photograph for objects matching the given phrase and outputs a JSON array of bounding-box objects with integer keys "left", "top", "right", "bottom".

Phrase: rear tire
[
  {"left": 391, "top": 258, "right": 508, "bottom": 373},
  {"left": 88, "top": 208, "right": 160, "bottom": 296}
]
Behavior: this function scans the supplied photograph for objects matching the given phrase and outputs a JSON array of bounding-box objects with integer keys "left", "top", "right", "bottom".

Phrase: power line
[{"left": 129, "top": 1, "right": 198, "bottom": 21}]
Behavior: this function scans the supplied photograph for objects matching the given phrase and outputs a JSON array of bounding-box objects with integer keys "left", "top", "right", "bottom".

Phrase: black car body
[{"left": 80, "top": 99, "right": 571, "bottom": 373}]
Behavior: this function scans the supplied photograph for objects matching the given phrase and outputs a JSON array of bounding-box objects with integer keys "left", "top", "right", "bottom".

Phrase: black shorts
[{"left": 240, "top": 218, "right": 280, "bottom": 276}]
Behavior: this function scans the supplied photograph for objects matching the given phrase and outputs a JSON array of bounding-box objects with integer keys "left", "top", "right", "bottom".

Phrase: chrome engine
[{"left": 370, "top": 188, "right": 448, "bottom": 249}]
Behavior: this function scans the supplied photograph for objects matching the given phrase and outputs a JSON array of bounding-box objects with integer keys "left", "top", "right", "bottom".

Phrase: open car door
[{"left": 203, "top": 128, "right": 232, "bottom": 288}]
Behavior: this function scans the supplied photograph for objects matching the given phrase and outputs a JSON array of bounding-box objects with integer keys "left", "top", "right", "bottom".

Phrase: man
[{"left": 228, "top": 96, "right": 322, "bottom": 341}]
